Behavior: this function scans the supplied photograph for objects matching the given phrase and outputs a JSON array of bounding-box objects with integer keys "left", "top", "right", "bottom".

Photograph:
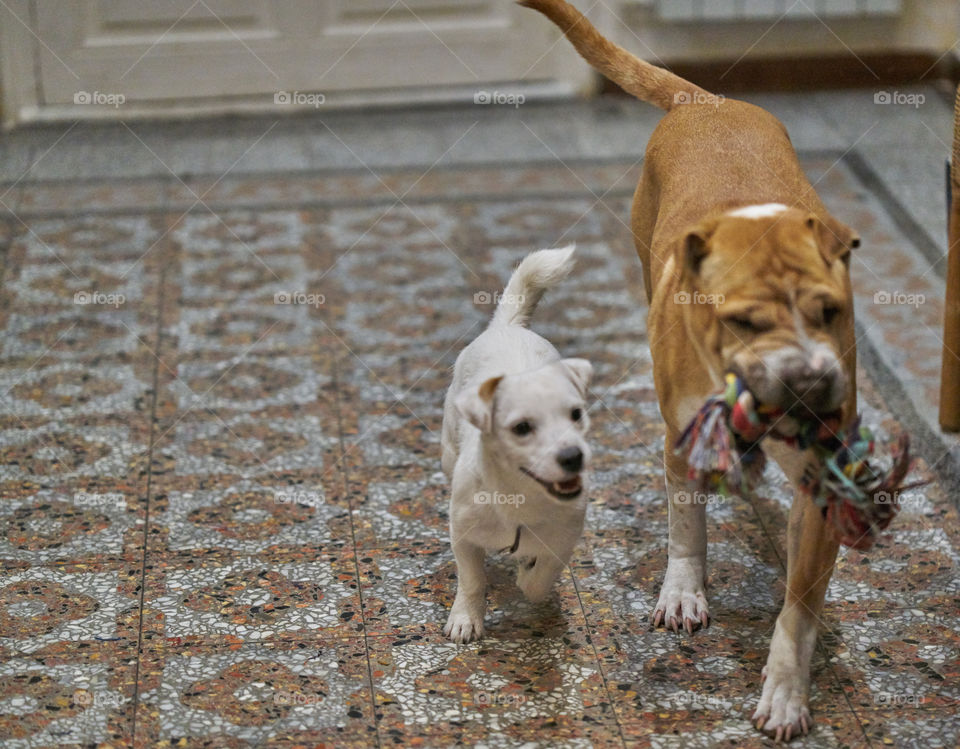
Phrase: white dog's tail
[{"left": 492, "top": 245, "right": 576, "bottom": 327}]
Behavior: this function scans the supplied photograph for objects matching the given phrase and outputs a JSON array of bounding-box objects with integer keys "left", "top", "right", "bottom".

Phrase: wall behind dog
[{"left": 602, "top": 0, "right": 958, "bottom": 64}]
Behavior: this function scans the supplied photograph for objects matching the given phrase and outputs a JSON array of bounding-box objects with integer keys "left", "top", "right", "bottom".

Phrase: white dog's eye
[
  {"left": 511, "top": 421, "right": 533, "bottom": 436},
  {"left": 571, "top": 408, "right": 582, "bottom": 422}
]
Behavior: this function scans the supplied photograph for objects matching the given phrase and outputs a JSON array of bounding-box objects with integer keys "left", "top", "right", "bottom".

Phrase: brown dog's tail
[{"left": 519, "top": 0, "right": 708, "bottom": 111}]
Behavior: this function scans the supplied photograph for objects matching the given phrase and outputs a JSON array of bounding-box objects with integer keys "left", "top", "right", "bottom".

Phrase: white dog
[{"left": 441, "top": 245, "right": 593, "bottom": 644}]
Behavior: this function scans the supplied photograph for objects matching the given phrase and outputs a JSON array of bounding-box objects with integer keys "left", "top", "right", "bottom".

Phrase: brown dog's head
[{"left": 677, "top": 203, "right": 859, "bottom": 417}]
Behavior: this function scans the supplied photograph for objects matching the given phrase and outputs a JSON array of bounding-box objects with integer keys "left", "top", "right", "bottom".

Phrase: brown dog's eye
[
  {"left": 511, "top": 421, "right": 533, "bottom": 436},
  {"left": 727, "top": 314, "right": 773, "bottom": 334},
  {"left": 729, "top": 316, "right": 758, "bottom": 333},
  {"left": 571, "top": 408, "right": 582, "bottom": 422},
  {"left": 822, "top": 306, "right": 840, "bottom": 326}
]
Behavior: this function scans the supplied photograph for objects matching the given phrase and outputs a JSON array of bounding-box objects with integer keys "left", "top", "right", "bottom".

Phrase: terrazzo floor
[{"left": 0, "top": 101, "right": 958, "bottom": 747}]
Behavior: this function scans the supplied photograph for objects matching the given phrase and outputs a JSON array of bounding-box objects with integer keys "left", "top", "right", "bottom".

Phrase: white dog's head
[{"left": 455, "top": 358, "right": 592, "bottom": 501}]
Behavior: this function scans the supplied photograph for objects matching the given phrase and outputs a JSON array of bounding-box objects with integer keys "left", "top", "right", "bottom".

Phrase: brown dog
[{"left": 522, "top": 0, "right": 862, "bottom": 741}]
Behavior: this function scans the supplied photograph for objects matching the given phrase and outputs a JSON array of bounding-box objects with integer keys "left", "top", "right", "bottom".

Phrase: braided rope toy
[{"left": 676, "top": 373, "right": 922, "bottom": 550}]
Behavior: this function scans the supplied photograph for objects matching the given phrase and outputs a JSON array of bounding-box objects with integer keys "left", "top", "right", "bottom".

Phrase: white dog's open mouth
[{"left": 520, "top": 467, "right": 583, "bottom": 499}]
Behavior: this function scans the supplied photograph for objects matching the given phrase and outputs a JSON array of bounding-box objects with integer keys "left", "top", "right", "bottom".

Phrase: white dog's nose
[{"left": 556, "top": 446, "right": 584, "bottom": 473}]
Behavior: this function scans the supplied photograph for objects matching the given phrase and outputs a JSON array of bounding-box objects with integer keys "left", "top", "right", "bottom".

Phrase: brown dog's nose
[
  {"left": 556, "top": 446, "right": 583, "bottom": 473},
  {"left": 736, "top": 351, "right": 845, "bottom": 415},
  {"left": 782, "top": 357, "right": 843, "bottom": 413}
]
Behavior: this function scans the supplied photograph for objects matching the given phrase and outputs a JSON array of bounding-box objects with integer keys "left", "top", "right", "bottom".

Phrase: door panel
[{"left": 27, "top": 0, "right": 583, "bottom": 113}]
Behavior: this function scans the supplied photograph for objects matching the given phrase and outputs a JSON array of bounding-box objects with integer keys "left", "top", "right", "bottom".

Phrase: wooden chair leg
[{"left": 939, "top": 84, "right": 960, "bottom": 433}]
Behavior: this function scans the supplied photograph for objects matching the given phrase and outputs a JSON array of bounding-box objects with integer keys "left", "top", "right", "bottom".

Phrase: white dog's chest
[
  {"left": 472, "top": 520, "right": 525, "bottom": 554},
  {"left": 470, "top": 518, "right": 543, "bottom": 557},
  {"left": 497, "top": 515, "right": 584, "bottom": 561}
]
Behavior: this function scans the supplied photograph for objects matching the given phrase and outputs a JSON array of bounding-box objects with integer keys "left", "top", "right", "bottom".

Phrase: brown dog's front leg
[
  {"left": 753, "top": 470, "right": 840, "bottom": 742},
  {"left": 652, "top": 441, "right": 710, "bottom": 634}
]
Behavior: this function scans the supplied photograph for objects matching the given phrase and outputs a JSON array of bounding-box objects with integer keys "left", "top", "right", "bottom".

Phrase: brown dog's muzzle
[{"left": 733, "top": 347, "right": 847, "bottom": 416}]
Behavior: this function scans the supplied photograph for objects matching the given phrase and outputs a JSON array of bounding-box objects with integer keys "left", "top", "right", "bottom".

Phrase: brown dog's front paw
[
  {"left": 651, "top": 595, "right": 709, "bottom": 634},
  {"left": 752, "top": 665, "right": 812, "bottom": 742},
  {"left": 651, "top": 559, "right": 710, "bottom": 634}
]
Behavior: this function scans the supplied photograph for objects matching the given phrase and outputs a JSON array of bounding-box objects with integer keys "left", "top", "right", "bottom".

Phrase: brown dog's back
[{"left": 640, "top": 101, "right": 827, "bottom": 282}]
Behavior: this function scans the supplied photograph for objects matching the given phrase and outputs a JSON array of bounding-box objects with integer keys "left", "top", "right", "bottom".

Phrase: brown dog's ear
[
  {"left": 807, "top": 214, "right": 860, "bottom": 265},
  {"left": 683, "top": 229, "right": 710, "bottom": 275},
  {"left": 455, "top": 375, "right": 503, "bottom": 433}
]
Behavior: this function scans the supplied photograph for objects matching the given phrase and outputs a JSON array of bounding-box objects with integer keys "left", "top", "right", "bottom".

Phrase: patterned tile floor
[{"left": 0, "top": 151, "right": 957, "bottom": 748}]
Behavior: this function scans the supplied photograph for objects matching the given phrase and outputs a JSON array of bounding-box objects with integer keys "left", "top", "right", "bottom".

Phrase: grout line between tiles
[
  {"left": 130, "top": 196, "right": 173, "bottom": 744},
  {"left": 817, "top": 634, "right": 876, "bottom": 748},
  {"left": 4, "top": 186, "right": 639, "bottom": 221},
  {"left": 131, "top": 178, "right": 183, "bottom": 744},
  {"left": 568, "top": 563, "right": 630, "bottom": 748},
  {"left": 333, "top": 345, "right": 383, "bottom": 749}
]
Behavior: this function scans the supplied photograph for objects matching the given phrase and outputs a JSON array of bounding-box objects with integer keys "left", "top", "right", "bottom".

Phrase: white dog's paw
[
  {"left": 751, "top": 664, "right": 812, "bottom": 742},
  {"left": 651, "top": 558, "right": 709, "bottom": 634},
  {"left": 443, "top": 608, "right": 484, "bottom": 644},
  {"left": 517, "top": 558, "right": 562, "bottom": 603}
]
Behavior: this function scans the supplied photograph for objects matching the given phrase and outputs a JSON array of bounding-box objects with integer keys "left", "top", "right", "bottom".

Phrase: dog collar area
[{"left": 499, "top": 526, "right": 522, "bottom": 555}]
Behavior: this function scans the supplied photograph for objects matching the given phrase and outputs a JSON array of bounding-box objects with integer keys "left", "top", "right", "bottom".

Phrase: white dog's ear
[
  {"left": 559, "top": 358, "right": 593, "bottom": 397},
  {"left": 455, "top": 375, "right": 503, "bottom": 433}
]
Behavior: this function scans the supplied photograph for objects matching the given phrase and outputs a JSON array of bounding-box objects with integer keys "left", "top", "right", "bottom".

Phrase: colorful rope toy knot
[{"left": 676, "top": 373, "right": 923, "bottom": 550}]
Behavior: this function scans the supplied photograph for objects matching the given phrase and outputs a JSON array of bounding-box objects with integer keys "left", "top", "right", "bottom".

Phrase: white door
[{"left": 0, "top": 0, "right": 590, "bottom": 124}]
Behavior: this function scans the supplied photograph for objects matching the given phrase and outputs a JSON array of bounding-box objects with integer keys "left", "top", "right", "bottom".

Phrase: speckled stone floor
[{"left": 0, "top": 101, "right": 958, "bottom": 747}]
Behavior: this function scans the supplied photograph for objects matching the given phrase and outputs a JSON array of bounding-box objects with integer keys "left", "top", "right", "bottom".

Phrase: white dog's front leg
[
  {"left": 444, "top": 539, "right": 487, "bottom": 643},
  {"left": 652, "top": 448, "right": 709, "bottom": 633},
  {"left": 517, "top": 552, "right": 565, "bottom": 603}
]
